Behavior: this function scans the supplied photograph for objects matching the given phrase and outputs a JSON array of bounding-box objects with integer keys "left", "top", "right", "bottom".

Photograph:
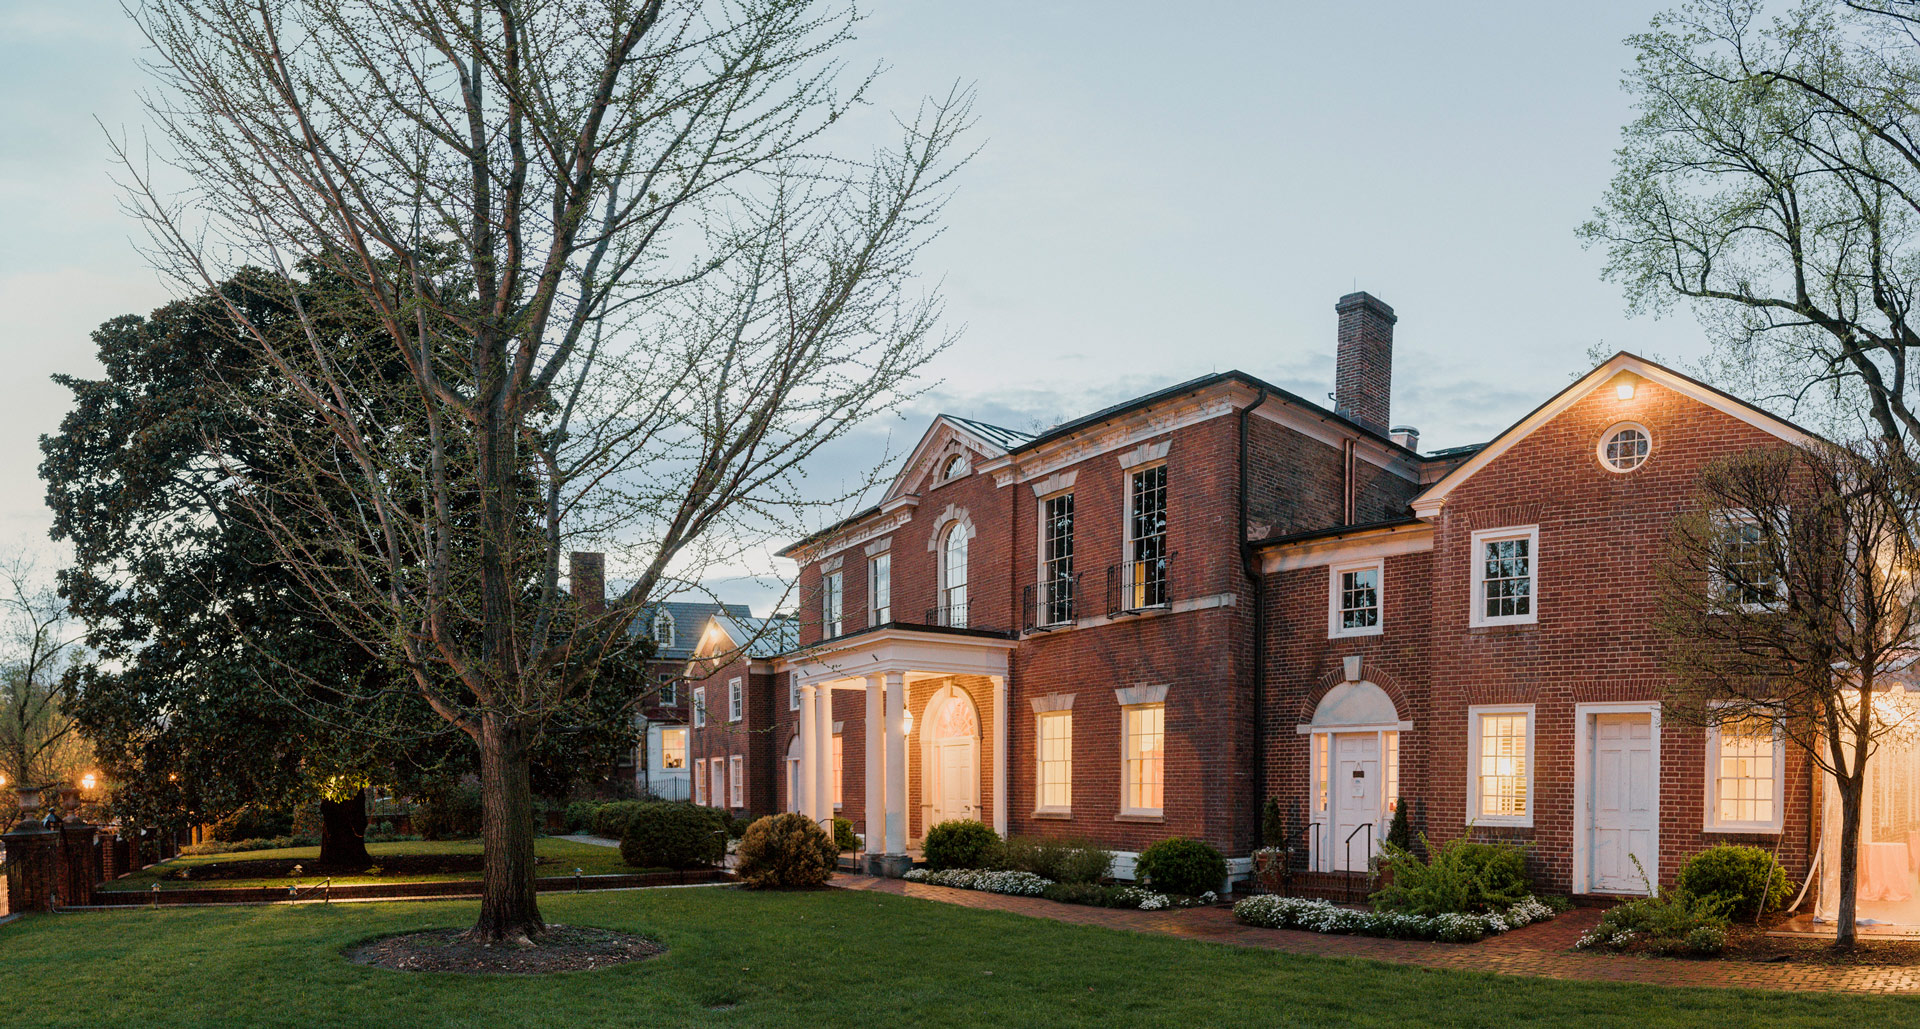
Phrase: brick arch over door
[{"left": 1295, "top": 661, "right": 1414, "bottom": 726}]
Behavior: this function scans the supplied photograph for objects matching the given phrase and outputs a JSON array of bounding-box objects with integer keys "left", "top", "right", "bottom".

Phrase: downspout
[{"left": 1240, "top": 388, "right": 1269, "bottom": 855}]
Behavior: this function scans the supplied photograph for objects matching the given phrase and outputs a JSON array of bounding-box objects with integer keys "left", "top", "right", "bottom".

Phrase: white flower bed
[
  {"left": 902, "top": 868, "right": 1051, "bottom": 896},
  {"left": 1233, "top": 894, "right": 1556, "bottom": 943}
]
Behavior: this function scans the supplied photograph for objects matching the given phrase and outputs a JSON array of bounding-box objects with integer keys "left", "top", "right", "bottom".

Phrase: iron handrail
[{"left": 1342, "top": 824, "right": 1373, "bottom": 903}]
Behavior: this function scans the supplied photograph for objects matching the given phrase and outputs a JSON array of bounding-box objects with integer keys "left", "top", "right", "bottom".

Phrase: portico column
[
  {"left": 991, "top": 674, "right": 1009, "bottom": 837},
  {"left": 814, "top": 682, "right": 835, "bottom": 827},
  {"left": 798, "top": 683, "right": 819, "bottom": 822},
  {"left": 884, "top": 671, "right": 908, "bottom": 857},
  {"left": 865, "top": 674, "right": 885, "bottom": 861}
]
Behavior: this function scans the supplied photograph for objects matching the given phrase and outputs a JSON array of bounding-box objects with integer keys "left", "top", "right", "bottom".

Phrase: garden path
[{"left": 832, "top": 875, "right": 1920, "bottom": 994}]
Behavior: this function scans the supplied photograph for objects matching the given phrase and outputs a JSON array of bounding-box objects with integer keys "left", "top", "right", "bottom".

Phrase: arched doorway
[
  {"left": 921, "top": 683, "right": 981, "bottom": 830},
  {"left": 1302, "top": 679, "right": 1405, "bottom": 872}
]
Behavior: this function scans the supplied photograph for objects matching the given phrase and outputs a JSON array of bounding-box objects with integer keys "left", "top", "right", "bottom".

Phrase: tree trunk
[
  {"left": 1836, "top": 776, "right": 1863, "bottom": 950},
  {"left": 317, "top": 788, "right": 372, "bottom": 870},
  {"left": 469, "top": 710, "right": 543, "bottom": 944}
]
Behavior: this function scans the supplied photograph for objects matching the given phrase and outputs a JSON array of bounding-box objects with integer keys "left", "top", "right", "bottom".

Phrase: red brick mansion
[{"left": 682, "top": 292, "right": 1837, "bottom": 900}]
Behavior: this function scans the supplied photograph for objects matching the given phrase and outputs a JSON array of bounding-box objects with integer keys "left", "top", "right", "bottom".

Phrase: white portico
[{"left": 777, "top": 626, "right": 1015, "bottom": 876}]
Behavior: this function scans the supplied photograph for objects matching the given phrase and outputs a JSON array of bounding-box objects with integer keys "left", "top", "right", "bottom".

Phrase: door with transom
[
  {"left": 1330, "top": 733, "right": 1381, "bottom": 872},
  {"left": 1588, "top": 712, "right": 1657, "bottom": 893}
]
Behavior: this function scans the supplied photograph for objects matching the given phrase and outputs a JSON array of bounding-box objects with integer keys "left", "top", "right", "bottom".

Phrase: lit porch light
[
  {"left": 1613, "top": 371, "right": 1643, "bottom": 401},
  {"left": 81, "top": 773, "right": 98, "bottom": 791}
]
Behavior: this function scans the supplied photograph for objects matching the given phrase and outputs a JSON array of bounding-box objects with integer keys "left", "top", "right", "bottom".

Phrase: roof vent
[{"left": 1390, "top": 426, "right": 1419, "bottom": 452}]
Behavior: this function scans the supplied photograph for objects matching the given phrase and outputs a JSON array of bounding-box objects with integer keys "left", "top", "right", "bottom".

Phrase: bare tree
[
  {"left": 1657, "top": 440, "right": 1920, "bottom": 948},
  {"left": 114, "top": 0, "right": 971, "bottom": 943},
  {"left": 0, "top": 553, "right": 89, "bottom": 803},
  {"left": 1581, "top": 0, "right": 1920, "bottom": 445}
]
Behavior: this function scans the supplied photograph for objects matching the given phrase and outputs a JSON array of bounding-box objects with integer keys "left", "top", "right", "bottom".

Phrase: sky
[{"left": 0, "top": 1, "right": 1719, "bottom": 612}]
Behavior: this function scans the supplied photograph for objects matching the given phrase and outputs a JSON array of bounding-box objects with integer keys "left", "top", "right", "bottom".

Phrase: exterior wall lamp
[{"left": 1613, "top": 372, "right": 1643, "bottom": 401}]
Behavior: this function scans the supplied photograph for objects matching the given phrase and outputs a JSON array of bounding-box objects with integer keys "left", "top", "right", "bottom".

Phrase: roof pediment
[{"left": 880, "top": 415, "right": 1032, "bottom": 505}]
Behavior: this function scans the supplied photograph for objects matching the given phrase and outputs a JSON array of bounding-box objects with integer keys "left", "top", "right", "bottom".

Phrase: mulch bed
[
  {"left": 343, "top": 925, "right": 663, "bottom": 974},
  {"left": 1725, "top": 919, "right": 1920, "bottom": 966}
]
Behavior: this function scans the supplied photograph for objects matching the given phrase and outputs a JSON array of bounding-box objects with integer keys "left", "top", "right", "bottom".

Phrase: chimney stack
[
  {"left": 569, "top": 551, "right": 606, "bottom": 616},
  {"left": 1334, "top": 291, "right": 1395, "bottom": 435}
]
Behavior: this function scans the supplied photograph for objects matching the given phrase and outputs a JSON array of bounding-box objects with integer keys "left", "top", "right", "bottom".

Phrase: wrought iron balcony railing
[
  {"left": 1107, "top": 554, "right": 1172, "bottom": 616},
  {"left": 1021, "top": 573, "right": 1081, "bottom": 633}
]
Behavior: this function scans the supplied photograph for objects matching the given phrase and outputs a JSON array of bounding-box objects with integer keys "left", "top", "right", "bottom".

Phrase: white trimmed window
[
  {"left": 729, "top": 754, "right": 744, "bottom": 808},
  {"left": 1313, "top": 734, "right": 1330, "bottom": 817},
  {"left": 1329, "top": 559, "right": 1383, "bottom": 637},
  {"left": 1468, "top": 706, "right": 1533, "bottom": 826},
  {"left": 728, "top": 677, "right": 743, "bottom": 722},
  {"left": 1470, "top": 526, "right": 1539, "bottom": 626},
  {"left": 789, "top": 678, "right": 800, "bottom": 712},
  {"left": 1122, "top": 703, "right": 1165, "bottom": 816},
  {"left": 661, "top": 726, "right": 687, "bottom": 770},
  {"left": 832, "top": 734, "right": 844, "bottom": 808},
  {"left": 1598, "top": 422, "right": 1651, "bottom": 473},
  {"left": 1706, "top": 714, "right": 1784, "bottom": 831},
  {"left": 692, "top": 686, "right": 707, "bottom": 728},
  {"left": 1124, "top": 465, "right": 1169, "bottom": 610},
  {"left": 869, "top": 553, "right": 891, "bottom": 626},
  {"left": 710, "top": 758, "right": 725, "bottom": 808},
  {"left": 658, "top": 679, "right": 677, "bottom": 706},
  {"left": 1036, "top": 711, "right": 1072, "bottom": 813},
  {"left": 652, "top": 609, "right": 676, "bottom": 650},
  {"left": 1712, "top": 510, "right": 1787, "bottom": 610},
  {"left": 823, "top": 571, "right": 844, "bottom": 637},
  {"left": 693, "top": 759, "right": 707, "bottom": 805},
  {"left": 942, "top": 525, "right": 970, "bottom": 627},
  {"left": 1039, "top": 492, "right": 1076, "bottom": 626}
]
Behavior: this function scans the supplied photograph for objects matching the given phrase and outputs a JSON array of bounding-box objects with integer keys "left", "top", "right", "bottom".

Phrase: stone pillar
[
  {"left": 880, "top": 671, "right": 909, "bottom": 874},
  {"left": 813, "top": 684, "right": 834, "bottom": 829},
  {"left": 991, "top": 675, "right": 1009, "bottom": 838},
  {"left": 3, "top": 787, "right": 62, "bottom": 914},
  {"left": 798, "top": 683, "right": 819, "bottom": 822},
  {"left": 864, "top": 674, "right": 885, "bottom": 868}
]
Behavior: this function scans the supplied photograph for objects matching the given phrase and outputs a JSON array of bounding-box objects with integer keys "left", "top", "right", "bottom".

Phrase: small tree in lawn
[
  {"left": 113, "top": 0, "right": 971, "bottom": 944},
  {"left": 1657, "top": 440, "right": 1920, "bottom": 949}
]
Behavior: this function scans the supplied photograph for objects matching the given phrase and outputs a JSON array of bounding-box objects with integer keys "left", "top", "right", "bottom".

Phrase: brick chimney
[
  {"left": 1334, "top": 291, "right": 1395, "bottom": 434},
  {"left": 569, "top": 551, "right": 605, "bottom": 616}
]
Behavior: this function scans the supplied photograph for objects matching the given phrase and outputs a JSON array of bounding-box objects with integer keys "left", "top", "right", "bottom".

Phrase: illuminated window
[
  {"left": 729, "top": 755, "right": 744, "bottom": 808},
  {"left": 1471, "top": 707, "right": 1532, "bottom": 824},
  {"left": 693, "top": 759, "right": 707, "bottom": 805},
  {"left": 1708, "top": 715, "right": 1783, "bottom": 831},
  {"left": 710, "top": 758, "right": 724, "bottom": 809},
  {"left": 1471, "top": 526, "right": 1538, "bottom": 626},
  {"left": 1329, "top": 560, "right": 1382, "bottom": 637},
  {"left": 1385, "top": 733, "right": 1400, "bottom": 812},
  {"left": 832, "top": 734, "right": 844, "bottom": 808},
  {"left": 1123, "top": 704, "right": 1165, "bottom": 816},
  {"left": 660, "top": 727, "right": 687, "bottom": 770},
  {"left": 1598, "top": 423, "right": 1651, "bottom": 472},
  {"left": 1314, "top": 734, "right": 1329, "bottom": 815},
  {"left": 1036, "top": 712, "right": 1073, "bottom": 813}
]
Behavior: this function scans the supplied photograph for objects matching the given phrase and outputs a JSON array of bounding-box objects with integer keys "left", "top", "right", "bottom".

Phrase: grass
[
  {"left": 2, "top": 888, "right": 1917, "bottom": 1028},
  {"left": 99, "top": 837, "right": 637, "bottom": 892}
]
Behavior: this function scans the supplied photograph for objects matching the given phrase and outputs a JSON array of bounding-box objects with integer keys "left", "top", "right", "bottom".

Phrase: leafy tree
[
  {"left": 1657, "top": 440, "right": 1920, "bottom": 948},
  {"left": 113, "top": 0, "right": 970, "bottom": 944},
  {"left": 0, "top": 552, "right": 90, "bottom": 818}
]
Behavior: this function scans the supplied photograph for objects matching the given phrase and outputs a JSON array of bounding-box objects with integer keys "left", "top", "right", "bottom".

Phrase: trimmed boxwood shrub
[
  {"left": 1370, "top": 835, "right": 1529, "bottom": 916},
  {"left": 412, "top": 783, "right": 482, "bottom": 840},
  {"left": 923, "top": 819, "right": 1001, "bottom": 870},
  {"left": 736, "top": 813, "right": 839, "bottom": 888},
  {"left": 619, "top": 802, "right": 727, "bottom": 869},
  {"left": 1676, "top": 844, "right": 1790, "bottom": 920},
  {"left": 1137, "top": 837, "right": 1227, "bottom": 897},
  {"left": 999, "top": 836, "right": 1113, "bottom": 884},
  {"left": 592, "top": 800, "right": 650, "bottom": 841}
]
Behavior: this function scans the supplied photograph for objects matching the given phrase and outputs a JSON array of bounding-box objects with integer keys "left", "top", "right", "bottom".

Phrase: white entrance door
[
  {"left": 935, "top": 741, "right": 975, "bottom": 824},
  {"left": 1331, "top": 733, "right": 1381, "bottom": 872},
  {"left": 1589, "top": 713, "right": 1657, "bottom": 893}
]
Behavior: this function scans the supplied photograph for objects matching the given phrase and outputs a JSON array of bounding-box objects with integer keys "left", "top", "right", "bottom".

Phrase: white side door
[
  {"left": 936, "top": 742, "right": 974, "bottom": 824},
  {"left": 1590, "top": 713, "right": 1657, "bottom": 893},
  {"left": 1331, "top": 733, "right": 1381, "bottom": 871}
]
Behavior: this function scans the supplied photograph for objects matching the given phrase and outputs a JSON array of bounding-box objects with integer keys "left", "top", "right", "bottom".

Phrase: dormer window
[{"left": 651, "top": 610, "right": 676, "bottom": 650}]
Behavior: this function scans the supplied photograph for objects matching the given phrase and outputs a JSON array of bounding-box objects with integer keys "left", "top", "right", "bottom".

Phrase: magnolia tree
[
  {"left": 116, "top": 0, "right": 970, "bottom": 943},
  {"left": 1657, "top": 441, "right": 1920, "bottom": 947}
]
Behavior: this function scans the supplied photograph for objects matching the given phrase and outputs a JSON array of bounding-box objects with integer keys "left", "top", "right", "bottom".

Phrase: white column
[
  {"left": 865, "top": 675, "right": 885, "bottom": 855},
  {"left": 991, "top": 674, "right": 1009, "bottom": 837},
  {"left": 884, "top": 671, "right": 908, "bottom": 854},
  {"left": 814, "top": 683, "right": 835, "bottom": 827},
  {"left": 798, "top": 683, "right": 819, "bottom": 822}
]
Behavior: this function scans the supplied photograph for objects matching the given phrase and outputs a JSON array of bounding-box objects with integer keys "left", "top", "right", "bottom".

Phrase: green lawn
[
  {"left": 2, "top": 888, "right": 1917, "bottom": 1028},
  {"left": 99, "top": 837, "right": 635, "bottom": 891}
]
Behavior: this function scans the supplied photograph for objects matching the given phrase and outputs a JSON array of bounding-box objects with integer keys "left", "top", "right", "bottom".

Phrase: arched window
[
  {"left": 652, "top": 610, "right": 675, "bottom": 650},
  {"left": 942, "top": 524, "right": 969, "bottom": 627},
  {"left": 940, "top": 453, "right": 969, "bottom": 481}
]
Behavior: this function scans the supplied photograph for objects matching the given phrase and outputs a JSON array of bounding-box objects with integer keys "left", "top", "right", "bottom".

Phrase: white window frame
[
  {"left": 1466, "top": 704, "right": 1535, "bottom": 828},
  {"left": 940, "top": 524, "right": 970, "bottom": 627},
  {"left": 658, "top": 679, "right": 677, "bottom": 706},
  {"left": 789, "top": 678, "right": 800, "bottom": 712},
  {"left": 1597, "top": 421, "right": 1652, "bottom": 473},
  {"left": 823, "top": 570, "right": 844, "bottom": 637},
  {"left": 729, "top": 754, "right": 744, "bottom": 808},
  {"left": 1327, "top": 558, "right": 1385, "bottom": 638},
  {"left": 1469, "top": 525, "right": 1540, "bottom": 627},
  {"left": 693, "top": 758, "right": 707, "bottom": 805},
  {"left": 1035, "top": 711, "right": 1073, "bottom": 815},
  {"left": 1121, "top": 462, "right": 1170, "bottom": 611},
  {"left": 692, "top": 686, "right": 707, "bottom": 728},
  {"left": 660, "top": 726, "right": 687, "bottom": 770},
  {"left": 652, "top": 609, "right": 676, "bottom": 650},
  {"left": 1704, "top": 710, "right": 1785, "bottom": 833},
  {"left": 832, "top": 733, "right": 844, "bottom": 809},
  {"left": 1120, "top": 702, "right": 1166, "bottom": 818},
  {"left": 710, "top": 758, "right": 725, "bottom": 808},
  {"left": 1036, "top": 488, "right": 1076, "bottom": 627},
  {"left": 868, "top": 552, "right": 891, "bottom": 626},
  {"left": 1710, "top": 509, "right": 1789, "bottom": 612},
  {"left": 728, "top": 677, "right": 743, "bottom": 722}
]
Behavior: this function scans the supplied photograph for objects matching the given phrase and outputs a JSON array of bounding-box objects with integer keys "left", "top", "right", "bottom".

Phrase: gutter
[{"left": 1239, "top": 386, "right": 1269, "bottom": 853}]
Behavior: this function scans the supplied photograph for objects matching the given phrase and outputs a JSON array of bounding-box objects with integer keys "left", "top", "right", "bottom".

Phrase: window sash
[
  {"left": 1711, "top": 716, "right": 1779, "bottom": 828},
  {"left": 1714, "top": 514, "right": 1787, "bottom": 608},
  {"left": 1335, "top": 565, "right": 1380, "bottom": 633},
  {"left": 869, "top": 553, "right": 891, "bottom": 625},
  {"left": 1123, "top": 704, "right": 1165, "bottom": 814},
  {"left": 832, "top": 734, "right": 844, "bottom": 807},
  {"left": 661, "top": 727, "right": 687, "bottom": 770},
  {"left": 1127, "top": 466, "right": 1168, "bottom": 608},
  {"left": 692, "top": 687, "right": 706, "bottom": 728},
  {"left": 729, "top": 755, "right": 744, "bottom": 807},
  {"left": 943, "top": 528, "right": 969, "bottom": 625},
  {"left": 694, "top": 760, "right": 707, "bottom": 805},
  {"left": 728, "top": 678, "right": 742, "bottom": 722},
  {"left": 1475, "top": 712, "right": 1529, "bottom": 818},
  {"left": 823, "top": 571, "right": 843, "bottom": 637},
  {"left": 1037, "top": 712, "right": 1072, "bottom": 811},
  {"left": 1042, "top": 493, "right": 1075, "bottom": 624}
]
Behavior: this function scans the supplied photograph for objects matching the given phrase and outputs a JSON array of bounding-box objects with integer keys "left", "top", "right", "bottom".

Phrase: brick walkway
[{"left": 832, "top": 874, "right": 1920, "bottom": 994}]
